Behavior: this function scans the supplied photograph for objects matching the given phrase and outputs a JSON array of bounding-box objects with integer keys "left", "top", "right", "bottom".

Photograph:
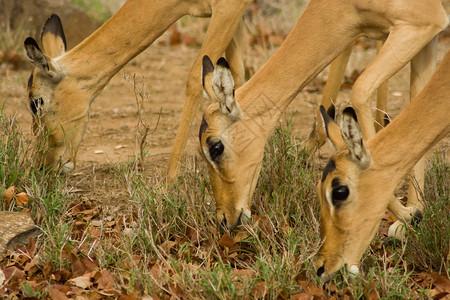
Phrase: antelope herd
[{"left": 24, "top": 0, "right": 448, "bottom": 281}]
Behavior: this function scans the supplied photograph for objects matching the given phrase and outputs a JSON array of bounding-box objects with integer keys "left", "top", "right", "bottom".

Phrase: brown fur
[
  {"left": 316, "top": 49, "right": 450, "bottom": 280},
  {"left": 198, "top": 0, "right": 447, "bottom": 231},
  {"left": 25, "top": 0, "right": 252, "bottom": 174}
]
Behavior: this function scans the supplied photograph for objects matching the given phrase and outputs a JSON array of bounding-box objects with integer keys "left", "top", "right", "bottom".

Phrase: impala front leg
[
  {"left": 351, "top": 18, "right": 447, "bottom": 141},
  {"left": 167, "top": 0, "right": 250, "bottom": 184},
  {"left": 305, "top": 43, "right": 353, "bottom": 152}
]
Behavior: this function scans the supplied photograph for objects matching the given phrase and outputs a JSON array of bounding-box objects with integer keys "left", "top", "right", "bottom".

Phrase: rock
[{"left": 0, "top": 211, "right": 40, "bottom": 254}]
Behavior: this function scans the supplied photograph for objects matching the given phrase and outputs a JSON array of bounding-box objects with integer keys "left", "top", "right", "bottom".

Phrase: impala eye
[
  {"left": 332, "top": 186, "right": 349, "bottom": 203},
  {"left": 209, "top": 140, "right": 224, "bottom": 161}
]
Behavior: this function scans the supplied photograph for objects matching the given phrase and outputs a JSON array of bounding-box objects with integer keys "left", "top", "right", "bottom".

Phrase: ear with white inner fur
[
  {"left": 319, "top": 105, "right": 347, "bottom": 151},
  {"left": 340, "top": 107, "right": 371, "bottom": 169},
  {"left": 212, "top": 57, "right": 242, "bottom": 121},
  {"left": 24, "top": 37, "right": 64, "bottom": 82}
]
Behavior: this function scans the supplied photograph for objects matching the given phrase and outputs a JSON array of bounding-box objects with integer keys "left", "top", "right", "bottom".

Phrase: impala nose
[{"left": 316, "top": 265, "right": 325, "bottom": 277}]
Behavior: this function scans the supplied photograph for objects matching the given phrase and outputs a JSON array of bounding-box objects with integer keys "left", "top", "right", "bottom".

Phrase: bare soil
[{"left": 1, "top": 34, "right": 449, "bottom": 207}]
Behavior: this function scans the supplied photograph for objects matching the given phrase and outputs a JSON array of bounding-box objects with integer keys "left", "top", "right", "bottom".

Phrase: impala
[
  {"left": 24, "top": 0, "right": 251, "bottom": 175},
  {"left": 198, "top": 0, "right": 447, "bottom": 230},
  {"left": 316, "top": 49, "right": 449, "bottom": 281}
]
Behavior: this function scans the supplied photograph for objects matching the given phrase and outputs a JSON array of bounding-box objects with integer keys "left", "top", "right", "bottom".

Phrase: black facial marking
[
  {"left": 199, "top": 116, "right": 208, "bottom": 140},
  {"left": 206, "top": 136, "right": 224, "bottom": 161},
  {"left": 30, "top": 97, "right": 44, "bottom": 115},
  {"left": 321, "top": 159, "right": 336, "bottom": 182},
  {"left": 41, "top": 14, "right": 67, "bottom": 50},
  {"left": 331, "top": 178, "right": 349, "bottom": 206},
  {"left": 27, "top": 73, "right": 34, "bottom": 89}
]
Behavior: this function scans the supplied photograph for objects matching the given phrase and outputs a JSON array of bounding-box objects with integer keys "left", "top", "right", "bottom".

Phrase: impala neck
[
  {"left": 235, "top": 0, "right": 358, "bottom": 137},
  {"left": 61, "top": 0, "right": 188, "bottom": 98},
  {"left": 369, "top": 50, "right": 450, "bottom": 180}
]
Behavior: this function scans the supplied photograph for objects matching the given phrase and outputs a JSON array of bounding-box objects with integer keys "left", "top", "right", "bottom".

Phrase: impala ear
[
  {"left": 340, "top": 107, "right": 371, "bottom": 169},
  {"left": 24, "top": 37, "right": 64, "bottom": 83},
  {"left": 320, "top": 105, "right": 346, "bottom": 151},
  {"left": 210, "top": 57, "right": 242, "bottom": 121},
  {"left": 41, "top": 14, "right": 67, "bottom": 57},
  {"left": 202, "top": 55, "right": 216, "bottom": 100}
]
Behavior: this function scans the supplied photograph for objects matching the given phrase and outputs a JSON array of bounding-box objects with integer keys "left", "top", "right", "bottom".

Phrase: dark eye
[
  {"left": 209, "top": 141, "right": 224, "bottom": 161},
  {"left": 332, "top": 186, "right": 349, "bottom": 202}
]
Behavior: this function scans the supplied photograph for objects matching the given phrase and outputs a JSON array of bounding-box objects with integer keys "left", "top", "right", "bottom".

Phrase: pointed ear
[
  {"left": 211, "top": 57, "right": 242, "bottom": 121},
  {"left": 202, "top": 55, "right": 216, "bottom": 100},
  {"left": 340, "top": 107, "right": 371, "bottom": 169},
  {"left": 41, "top": 14, "right": 67, "bottom": 57},
  {"left": 320, "top": 105, "right": 346, "bottom": 151},
  {"left": 24, "top": 38, "right": 64, "bottom": 82}
]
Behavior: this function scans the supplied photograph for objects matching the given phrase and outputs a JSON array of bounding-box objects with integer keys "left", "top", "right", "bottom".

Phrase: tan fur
[
  {"left": 198, "top": 0, "right": 447, "bottom": 230},
  {"left": 317, "top": 50, "right": 450, "bottom": 280},
  {"left": 25, "top": 0, "right": 252, "bottom": 174}
]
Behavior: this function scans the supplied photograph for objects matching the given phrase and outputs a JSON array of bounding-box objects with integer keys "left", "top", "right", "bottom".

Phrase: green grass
[{"left": 0, "top": 108, "right": 448, "bottom": 298}]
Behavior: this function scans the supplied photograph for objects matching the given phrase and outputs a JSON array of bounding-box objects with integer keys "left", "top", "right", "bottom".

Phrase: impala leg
[
  {"left": 387, "top": 196, "right": 423, "bottom": 240},
  {"left": 305, "top": 43, "right": 353, "bottom": 152},
  {"left": 350, "top": 24, "right": 444, "bottom": 141},
  {"left": 225, "top": 20, "right": 245, "bottom": 88},
  {"left": 166, "top": 1, "right": 250, "bottom": 184},
  {"left": 406, "top": 36, "right": 438, "bottom": 211},
  {"left": 374, "top": 41, "right": 389, "bottom": 133}
]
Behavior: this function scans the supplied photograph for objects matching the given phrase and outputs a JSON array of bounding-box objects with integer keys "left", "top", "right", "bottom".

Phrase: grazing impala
[
  {"left": 24, "top": 0, "right": 251, "bottom": 174},
  {"left": 316, "top": 49, "right": 450, "bottom": 281},
  {"left": 198, "top": 0, "right": 447, "bottom": 229}
]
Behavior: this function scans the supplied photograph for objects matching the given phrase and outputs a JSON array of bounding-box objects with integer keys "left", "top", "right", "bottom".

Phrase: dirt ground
[{"left": 1, "top": 32, "right": 449, "bottom": 205}]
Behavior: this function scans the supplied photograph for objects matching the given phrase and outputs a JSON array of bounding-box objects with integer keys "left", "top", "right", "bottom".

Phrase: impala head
[
  {"left": 199, "top": 56, "right": 266, "bottom": 229},
  {"left": 25, "top": 15, "right": 90, "bottom": 173},
  {"left": 315, "top": 105, "right": 395, "bottom": 281}
]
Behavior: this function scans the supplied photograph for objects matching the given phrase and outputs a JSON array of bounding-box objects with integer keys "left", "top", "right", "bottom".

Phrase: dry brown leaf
[
  {"left": 430, "top": 272, "right": 450, "bottom": 294},
  {"left": 48, "top": 288, "right": 70, "bottom": 300},
  {"left": 251, "top": 282, "right": 267, "bottom": 298},
  {"left": 364, "top": 280, "right": 379, "bottom": 300},
  {"left": 218, "top": 234, "right": 235, "bottom": 248},
  {"left": 97, "top": 269, "right": 115, "bottom": 290},
  {"left": 67, "top": 275, "right": 92, "bottom": 289},
  {"left": 233, "top": 269, "right": 255, "bottom": 278},
  {"left": 290, "top": 292, "right": 312, "bottom": 300},
  {"left": 3, "top": 186, "right": 15, "bottom": 207},
  {"left": 70, "top": 253, "right": 86, "bottom": 277},
  {"left": 15, "top": 192, "right": 29, "bottom": 206},
  {"left": 80, "top": 256, "right": 98, "bottom": 272}
]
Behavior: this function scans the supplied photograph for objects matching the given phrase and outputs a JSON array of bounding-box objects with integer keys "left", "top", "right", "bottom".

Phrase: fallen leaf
[
  {"left": 15, "top": 192, "right": 29, "bottom": 206},
  {"left": 233, "top": 269, "right": 255, "bottom": 278},
  {"left": 290, "top": 292, "right": 311, "bottom": 300},
  {"left": 251, "top": 282, "right": 267, "bottom": 298},
  {"left": 67, "top": 275, "right": 92, "bottom": 289},
  {"left": 97, "top": 269, "right": 115, "bottom": 290},
  {"left": 3, "top": 186, "right": 15, "bottom": 206},
  {"left": 0, "top": 269, "right": 5, "bottom": 286},
  {"left": 218, "top": 234, "right": 235, "bottom": 248},
  {"left": 48, "top": 288, "right": 70, "bottom": 300}
]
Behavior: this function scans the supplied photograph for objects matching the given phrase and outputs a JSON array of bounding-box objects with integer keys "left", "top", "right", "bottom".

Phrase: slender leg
[
  {"left": 406, "top": 36, "right": 438, "bottom": 210},
  {"left": 374, "top": 41, "right": 389, "bottom": 132},
  {"left": 225, "top": 20, "right": 245, "bottom": 88},
  {"left": 166, "top": 0, "right": 251, "bottom": 184},
  {"left": 305, "top": 43, "right": 353, "bottom": 152},
  {"left": 351, "top": 24, "right": 444, "bottom": 141}
]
